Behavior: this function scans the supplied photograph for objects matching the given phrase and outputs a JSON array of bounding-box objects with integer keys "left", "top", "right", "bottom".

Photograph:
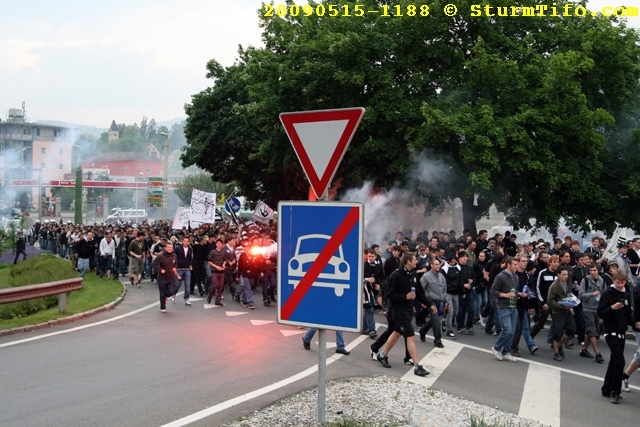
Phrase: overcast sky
[{"left": 1, "top": 0, "right": 637, "bottom": 128}]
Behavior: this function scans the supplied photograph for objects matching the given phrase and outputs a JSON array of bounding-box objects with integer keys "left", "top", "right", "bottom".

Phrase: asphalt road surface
[{"left": 0, "top": 281, "right": 639, "bottom": 427}]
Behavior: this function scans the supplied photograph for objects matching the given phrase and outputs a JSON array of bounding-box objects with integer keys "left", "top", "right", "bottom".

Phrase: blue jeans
[
  {"left": 303, "top": 328, "right": 345, "bottom": 350},
  {"left": 235, "top": 276, "right": 256, "bottom": 306},
  {"left": 78, "top": 257, "right": 90, "bottom": 278},
  {"left": 59, "top": 244, "right": 68, "bottom": 259},
  {"left": 177, "top": 268, "right": 191, "bottom": 300},
  {"left": 363, "top": 305, "right": 376, "bottom": 335},
  {"left": 474, "top": 288, "right": 487, "bottom": 317},
  {"left": 262, "top": 270, "right": 276, "bottom": 302},
  {"left": 494, "top": 307, "right": 518, "bottom": 354}
]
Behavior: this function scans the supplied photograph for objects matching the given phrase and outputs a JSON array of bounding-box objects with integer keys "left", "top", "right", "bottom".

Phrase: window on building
[
  {"left": 36, "top": 128, "right": 40, "bottom": 136},
  {"left": 59, "top": 149, "right": 63, "bottom": 156},
  {"left": 124, "top": 166, "right": 128, "bottom": 173},
  {"left": 136, "top": 164, "right": 141, "bottom": 171},
  {"left": 41, "top": 148, "right": 46, "bottom": 155},
  {"left": 147, "top": 166, "right": 151, "bottom": 173},
  {"left": 59, "top": 164, "right": 63, "bottom": 170},
  {"left": 115, "top": 166, "right": 119, "bottom": 173},
  {"left": 41, "top": 162, "right": 46, "bottom": 170},
  {"left": 54, "top": 129, "right": 59, "bottom": 137}
]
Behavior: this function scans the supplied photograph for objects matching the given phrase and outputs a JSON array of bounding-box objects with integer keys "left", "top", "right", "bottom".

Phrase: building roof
[
  {"left": 109, "top": 120, "right": 118, "bottom": 132},
  {"left": 85, "top": 152, "right": 162, "bottom": 163}
]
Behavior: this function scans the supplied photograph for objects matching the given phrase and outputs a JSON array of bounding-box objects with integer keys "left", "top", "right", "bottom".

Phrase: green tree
[
  {"left": 182, "top": 0, "right": 640, "bottom": 234},
  {"left": 173, "top": 173, "right": 233, "bottom": 207}
]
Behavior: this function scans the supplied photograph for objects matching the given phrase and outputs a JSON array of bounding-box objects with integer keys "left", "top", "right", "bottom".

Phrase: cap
[
  {"left": 608, "top": 259, "right": 619, "bottom": 267},
  {"left": 617, "top": 242, "right": 627, "bottom": 248}
]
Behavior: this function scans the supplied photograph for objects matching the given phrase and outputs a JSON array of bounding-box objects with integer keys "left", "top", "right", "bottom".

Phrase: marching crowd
[
  {"left": 365, "top": 229, "right": 640, "bottom": 403},
  {"left": 23, "top": 218, "right": 640, "bottom": 403}
]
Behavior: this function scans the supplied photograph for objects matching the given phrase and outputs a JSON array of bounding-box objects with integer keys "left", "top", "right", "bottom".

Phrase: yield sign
[{"left": 280, "top": 107, "right": 365, "bottom": 199}]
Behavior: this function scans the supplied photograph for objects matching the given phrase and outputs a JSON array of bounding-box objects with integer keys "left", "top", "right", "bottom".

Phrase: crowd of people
[
  {"left": 22, "top": 218, "right": 640, "bottom": 402},
  {"left": 366, "top": 229, "right": 640, "bottom": 403}
]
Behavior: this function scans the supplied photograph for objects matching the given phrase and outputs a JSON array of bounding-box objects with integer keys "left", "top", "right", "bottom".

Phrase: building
[
  {"left": 0, "top": 105, "right": 73, "bottom": 215},
  {"left": 81, "top": 152, "right": 163, "bottom": 179},
  {"left": 108, "top": 120, "right": 119, "bottom": 143}
]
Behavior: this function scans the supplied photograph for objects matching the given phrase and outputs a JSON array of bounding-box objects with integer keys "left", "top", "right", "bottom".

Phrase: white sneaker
[
  {"left": 503, "top": 353, "right": 518, "bottom": 362},
  {"left": 622, "top": 378, "right": 631, "bottom": 392},
  {"left": 480, "top": 316, "right": 487, "bottom": 326},
  {"left": 491, "top": 346, "right": 503, "bottom": 361},
  {"left": 171, "top": 295, "right": 175, "bottom": 302},
  {"left": 185, "top": 299, "right": 191, "bottom": 306}
]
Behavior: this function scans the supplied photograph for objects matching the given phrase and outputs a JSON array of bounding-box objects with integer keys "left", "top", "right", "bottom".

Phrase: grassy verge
[{"left": 0, "top": 255, "right": 123, "bottom": 330}]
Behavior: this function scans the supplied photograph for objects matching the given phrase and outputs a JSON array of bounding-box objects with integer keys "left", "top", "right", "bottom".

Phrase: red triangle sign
[{"left": 280, "top": 107, "right": 365, "bottom": 199}]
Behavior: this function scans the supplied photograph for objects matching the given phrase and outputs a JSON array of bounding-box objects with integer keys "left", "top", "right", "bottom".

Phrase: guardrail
[{"left": 0, "top": 278, "right": 84, "bottom": 313}]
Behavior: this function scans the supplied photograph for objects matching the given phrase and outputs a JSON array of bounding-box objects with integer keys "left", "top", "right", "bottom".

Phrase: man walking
[
  {"left": 175, "top": 236, "right": 193, "bottom": 306},
  {"left": 490, "top": 256, "right": 519, "bottom": 362},
  {"left": 376, "top": 252, "right": 436, "bottom": 376}
]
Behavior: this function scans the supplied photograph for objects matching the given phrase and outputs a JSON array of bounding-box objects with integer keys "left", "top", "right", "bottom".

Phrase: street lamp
[{"left": 159, "top": 132, "right": 169, "bottom": 220}]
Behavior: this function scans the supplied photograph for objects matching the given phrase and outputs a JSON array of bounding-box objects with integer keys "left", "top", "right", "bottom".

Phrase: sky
[{"left": 0, "top": 0, "right": 638, "bottom": 129}]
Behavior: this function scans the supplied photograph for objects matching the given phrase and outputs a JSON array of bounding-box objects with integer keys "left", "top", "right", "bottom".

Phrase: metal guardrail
[{"left": 0, "top": 278, "right": 84, "bottom": 313}]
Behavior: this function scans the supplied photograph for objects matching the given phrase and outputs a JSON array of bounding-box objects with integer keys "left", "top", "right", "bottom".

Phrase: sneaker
[
  {"left": 171, "top": 295, "right": 176, "bottom": 302},
  {"left": 369, "top": 333, "right": 377, "bottom": 339},
  {"left": 503, "top": 353, "right": 518, "bottom": 362},
  {"left": 565, "top": 339, "right": 575, "bottom": 348},
  {"left": 370, "top": 346, "right": 377, "bottom": 360},
  {"left": 414, "top": 364, "right": 430, "bottom": 376},
  {"left": 595, "top": 353, "right": 604, "bottom": 364},
  {"left": 206, "top": 297, "right": 212, "bottom": 304},
  {"left": 185, "top": 299, "right": 192, "bottom": 306},
  {"left": 302, "top": 338, "right": 310, "bottom": 350},
  {"left": 580, "top": 349, "right": 594, "bottom": 358},
  {"left": 214, "top": 301, "right": 224, "bottom": 306},
  {"left": 434, "top": 341, "right": 444, "bottom": 348},
  {"left": 558, "top": 347, "right": 565, "bottom": 359},
  {"left": 160, "top": 309, "right": 166, "bottom": 313},
  {"left": 403, "top": 357, "right": 414, "bottom": 366},
  {"left": 466, "top": 328, "right": 475, "bottom": 335},
  {"left": 335, "top": 348, "right": 350, "bottom": 355},
  {"left": 442, "top": 322, "right": 446, "bottom": 332},
  {"left": 491, "top": 346, "right": 503, "bottom": 361},
  {"left": 611, "top": 391, "right": 620, "bottom": 404},
  {"left": 480, "top": 316, "right": 487, "bottom": 326},
  {"left": 249, "top": 305, "right": 255, "bottom": 309},
  {"left": 553, "top": 352, "right": 563, "bottom": 361},
  {"left": 622, "top": 378, "right": 631, "bottom": 392},
  {"left": 241, "top": 301, "right": 248, "bottom": 307},
  {"left": 376, "top": 353, "right": 391, "bottom": 368},
  {"left": 529, "top": 345, "right": 539, "bottom": 355},
  {"left": 446, "top": 330, "right": 456, "bottom": 339},
  {"left": 457, "top": 329, "right": 466, "bottom": 335},
  {"left": 511, "top": 350, "right": 521, "bottom": 358},
  {"left": 492, "top": 331, "right": 498, "bottom": 336}
]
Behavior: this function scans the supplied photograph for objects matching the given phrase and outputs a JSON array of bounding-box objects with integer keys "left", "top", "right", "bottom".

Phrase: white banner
[
  {"left": 171, "top": 207, "right": 191, "bottom": 230},
  {"left": 602, "top": 226, "right": 627, "bottom": 261},
  {"left": 253, "top": 200, "right": 274, "bottom": 225},
  {"left": 189, "top": 189, "right": 217, "bottom": 225}
]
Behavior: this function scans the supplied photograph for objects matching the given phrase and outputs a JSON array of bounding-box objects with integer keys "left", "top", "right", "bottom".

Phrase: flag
[
  {"left": 253, "top": 200, "right": 274, "bottom": 225},
  {"left": 214, "top": 208, "right": 223, "bottom": 222},
  {"left": 602, "top": 226, "right": 626, "bottom": 261},
  {"left": 171, "top": 207, "right": 191, "bottom": 230},
  {"left": 189, "top": 189, "right": 217, "bottom": 224}
]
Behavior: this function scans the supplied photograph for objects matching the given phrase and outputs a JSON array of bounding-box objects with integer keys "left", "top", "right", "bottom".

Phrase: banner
[
  {"left": 601, "top": 227, "right": 627, "bottom": 261},
  {"left": 171, "top": 207, "right": 191, "bottom": 230},
  {"left": 253, "top": 200, "right": 274, "bottom": 225},
  {"left": 189, "top": 189, "right": 217, "bottom": 224}
]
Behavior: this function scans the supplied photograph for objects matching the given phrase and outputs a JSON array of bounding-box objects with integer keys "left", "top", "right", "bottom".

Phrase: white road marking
[
  {"left": 250, "top": 320, "right": 275, "bottom": 326},
  {"left": 281, "top": 330, "right": 306, "bottom": 337},
  {"left": 225, "top": 311, "right": 247, "bottom": 317},
  {"left": 203, "top": 303, "right": 221, "bottom": 309},
  {"left": 402, "top": 340, "right": 464, "bottom": 387},
  {"left": 159, "top": 334, "right": 370, "bottom": 427},
  {"left": 519, "top": 363, "right": 560, "bottom": 427}
]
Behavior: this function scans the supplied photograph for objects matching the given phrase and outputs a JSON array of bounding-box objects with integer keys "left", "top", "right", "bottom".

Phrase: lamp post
[
  {"left": 73, "top": 144, "right": 82, "bottom": 224},
  {"left": 159, "top": 132, "right": 169, "bottom": 220}
]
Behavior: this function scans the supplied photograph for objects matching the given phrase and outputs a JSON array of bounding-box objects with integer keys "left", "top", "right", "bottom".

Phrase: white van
[{"left": 106, "top": 208, "right": 147, "bottom": 224}]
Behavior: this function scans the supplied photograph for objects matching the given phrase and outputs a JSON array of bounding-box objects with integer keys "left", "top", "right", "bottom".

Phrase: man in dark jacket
[
  {"left": 375, "top": 252, "right": 435, "bottom": 377},
  {"left": 175, "top": 236, "right": 193, "bottom": 306},
  {"left": 598, "top": 271, "right": 634, "bottom": 403},
  {"left": 456, "top": 251, "right": 476, "bottom": 335},
  {"left": 76, "top": 232, "right": 94, "bottom": 278},
  {"left": 152, "top": 242, "right": 179, "bottom": 313}
]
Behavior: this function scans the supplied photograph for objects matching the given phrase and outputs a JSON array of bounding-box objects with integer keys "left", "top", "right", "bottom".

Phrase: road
[{"left": 0, "top": 281, "right": 639, "bottom": 427}]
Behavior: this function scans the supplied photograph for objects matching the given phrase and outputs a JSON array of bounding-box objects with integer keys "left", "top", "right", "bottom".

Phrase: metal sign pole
[{"left": 318, "top": 328, "right": 326, "bottom": 425}]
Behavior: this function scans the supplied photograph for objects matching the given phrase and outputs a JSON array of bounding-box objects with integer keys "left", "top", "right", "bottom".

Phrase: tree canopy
[{"left": 182, "top": 0, "right": 640, "bottom": 235}]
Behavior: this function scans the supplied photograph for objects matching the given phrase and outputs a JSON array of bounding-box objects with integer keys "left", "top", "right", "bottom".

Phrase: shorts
[
  {"left": 129, "top": 257, "right": 144, "bottom": 275},
  {"left": 392, "top": 310, "right": 415, "bottom": 338},
  {"left": 551, "top": 311, "right": 576, "bottom": 342},
  {"left": 583, "top": 311, "right": 600, "bottom": 337}
]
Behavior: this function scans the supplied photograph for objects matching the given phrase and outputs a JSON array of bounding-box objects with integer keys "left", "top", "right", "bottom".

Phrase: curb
[{"left": 0, "top": 281, "right": 127, "bottom": 337}]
